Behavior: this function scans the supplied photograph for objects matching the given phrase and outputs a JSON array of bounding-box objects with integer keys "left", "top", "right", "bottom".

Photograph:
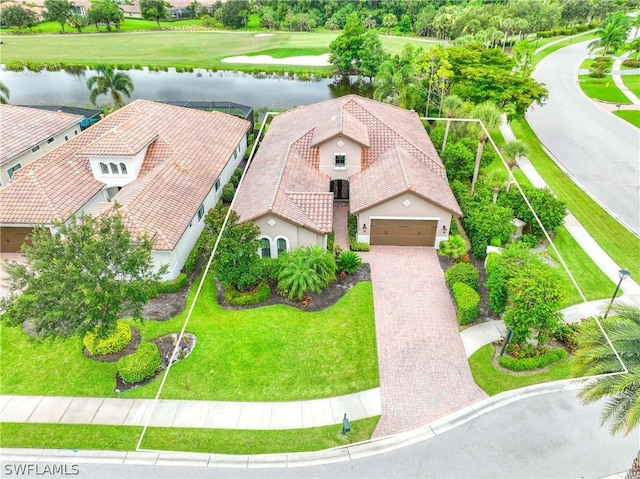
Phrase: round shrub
[
  {"left": 117, "top": 342, "right": 161, "bottom": 384},
  {"left": 337, "top": 251, "right": 362, "bottom": 274},
  {"left": 452, "top": 282, "right": 480, "bottom": 325},
  {"left": 224, "top": 282, "right": 271, "bottom": 305},
  {"left": 83, "top": 321, "right": 132, "bottom": 356},
  {"left": 222, "top": 183, "right": 236, "bottom": 203},
  {"left": 517, "top": 233, "right": 538, "bottom": 249},
  {"left": 445, "top": 262, "right": 479, "bottom": 291}
]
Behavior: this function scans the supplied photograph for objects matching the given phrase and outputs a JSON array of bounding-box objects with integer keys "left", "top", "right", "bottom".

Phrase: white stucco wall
[
  {"left": 355, "top": 192, "right": 453, "bottom": 248},
  {"left": 1, "top": 123, "right": 81, "bottom": 187},
  {"left": 87, "top": 148, "right": 147, "bottom": 188},
  {"left": 317, "top": 136, "right": 362, "bottom": 180},
  {"left": 253, "top": 214, "right": 325, "bottom": 256}
]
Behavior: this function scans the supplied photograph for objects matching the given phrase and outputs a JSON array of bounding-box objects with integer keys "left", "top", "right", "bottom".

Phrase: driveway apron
[{"left": 361, "top": 247, "right": 487, "bottom": 437}]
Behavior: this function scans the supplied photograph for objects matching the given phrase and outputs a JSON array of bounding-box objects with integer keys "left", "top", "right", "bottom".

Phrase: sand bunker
[{"left": 221, "top": 53, "right": 330, "bottom": 66}]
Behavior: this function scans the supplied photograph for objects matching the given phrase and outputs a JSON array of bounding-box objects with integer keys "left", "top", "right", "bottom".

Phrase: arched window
[
  {"left": 276, "top": 237, "right": 288, "bottom": 256},
  {"left": 110, "top": 162, "right": 118, "bottom": 174},
  {"left": 120, "top": 162, "right": 128, "bottom": 174},
  {"left": 99, "top": 162, "right": 108, "bottom": 174},
  {"left": 260, "top": 238, "right": 271, "bottom": 258}
]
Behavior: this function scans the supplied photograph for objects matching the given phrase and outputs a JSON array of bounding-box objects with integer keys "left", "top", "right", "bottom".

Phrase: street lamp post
[{"left": 604, "top": 269, "right": 630, "bottom": 318}]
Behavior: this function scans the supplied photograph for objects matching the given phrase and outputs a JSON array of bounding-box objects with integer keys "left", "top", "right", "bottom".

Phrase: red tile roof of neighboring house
[
  {"left": 0, "top": 100, "right": 250, "bottom": 250},
  {"left": 234, "top": 95, "right": 461, "bottom": 234},
  {"left": 0, "top": 105, "right": 83, "bottom": 166}
]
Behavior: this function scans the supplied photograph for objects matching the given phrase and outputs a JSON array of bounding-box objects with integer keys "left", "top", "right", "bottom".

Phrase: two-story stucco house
[
  {"left": 234, "top": 95, "right": 462, "bottom": 258},
  {"left": 0, "top": 100, "right": 250, "bottom": 279},
  {"left": 0, "top": 105, "right": 85, "bottom": 188}
]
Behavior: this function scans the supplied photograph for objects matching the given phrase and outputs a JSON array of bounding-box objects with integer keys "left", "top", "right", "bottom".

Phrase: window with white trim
[
  {"left": 99, "top": 162, "right": 109, "bottom": 174},
  {"left": 197, "top": 204, "right": 205, "bottom": 221},
  {"left": 31, "top": 145, "right": 40, "bottom": 153},
  {"left": 110, "top": 162, "right": 118, "bottom": 174},
  {"left": 215, "top": 178, "right": 221, "bottom": 191},
  {"left": 260, "top": 238, "right": 271, "bottom": 258},
  {"left": 47, "top": 137, "right": 54, "bottom": 144},
  {"left": 334, "top": 153, "right": 346, "bottom": 169},
  {"left": 7, "top": 163, "right": 22, "bottom": 178},
  {"left": 276, "top": 237, "right": 288, "bottom": 256},
  {"left": 120, "top": 162, "right": 128, "bottom": 174}
]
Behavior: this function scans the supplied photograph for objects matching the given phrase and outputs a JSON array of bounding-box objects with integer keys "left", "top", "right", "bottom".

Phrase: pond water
[{"left": 0, "top": 67, "right": 374, "bottom": 110}]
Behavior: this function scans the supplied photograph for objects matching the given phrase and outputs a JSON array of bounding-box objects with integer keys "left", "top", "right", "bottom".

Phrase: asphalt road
[
  {"left": 527, "top": 40, "right": 640, "bottom": 235},
  {"left": 12, "top": 391, "right": 637, "bottom": 479}
]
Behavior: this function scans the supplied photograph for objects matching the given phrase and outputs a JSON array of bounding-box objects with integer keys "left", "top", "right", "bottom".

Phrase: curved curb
[{"left": 0, "top": 379, "right": 585, "bottom": 469}]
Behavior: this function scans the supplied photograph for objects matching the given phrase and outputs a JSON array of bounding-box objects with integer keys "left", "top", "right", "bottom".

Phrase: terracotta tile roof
[
  {"left": 0, "top": 105, "right": 83, "bottom": 165},
  {"left": 235, "top": 95, "right": 460, "bottom": 234},
  {"left": 350, "top": 143, "right": 462, "bottom": 216},
  {"left": 0, "top": 100, "right": 250, "bottom": 250}
]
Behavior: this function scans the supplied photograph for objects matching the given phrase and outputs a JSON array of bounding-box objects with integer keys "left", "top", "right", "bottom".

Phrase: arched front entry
[{"left": 330, "top": 179, "right": 349, "bottom": 200}]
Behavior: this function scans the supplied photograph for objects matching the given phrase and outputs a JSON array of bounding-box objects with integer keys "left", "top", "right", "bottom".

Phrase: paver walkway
[
  {"left": 360, "top": 247, "right": 487, "bottom": 438},
  {"left": 332, "top": 201, "right": 349, "bottom": 250}
]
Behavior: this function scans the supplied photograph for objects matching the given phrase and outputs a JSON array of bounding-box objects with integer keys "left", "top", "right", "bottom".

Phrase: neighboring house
[
  {"left": 0, "top": 105, "right": 84, "bottom": 188},
  {"left": 0, "top": 100, "right": 250, "bottom": 279},
  {"left": 234, "top": 95, "right": 462, "bottom": 258}
]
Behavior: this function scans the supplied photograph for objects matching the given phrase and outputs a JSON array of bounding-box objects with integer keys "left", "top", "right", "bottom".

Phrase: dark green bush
[
  {"left": 498, "top": 348, "right": 567, "bottom": 371},
  {"left": 83, "top": 321, "right": 132, "bottom": 356},
  {"left": 154, "top": 274, "right": 188, "bottom": 295},
  {"left": 517, "top": 233, "right": 538, "bottom": 248},
  {"left": 184, "top": 230, "right": 208, "bottom": 275},
  {"left": 231, "top": 167, "right": 243, "bottom": 188},
  {"left": 224, "top": 282, "right": 271, "bottom": 305},
  {"left": 445, "top": 262, "right": 479, "bottom": 290},
  {"left": 489, "top": 237, "right": 502, "bottom": 247},
  {"left": 349, "top": 241, "right": 370, "bottom": 252},
  {"left": 452, "top": 282, "right": 480, "bottom": 325},
  {"left": 337, "top": 251, "right": 362, "bottom": 274},
  {"left": 326, "top": 231, "right": 335, "bottom": 253},
  {"left": 117, "top": 342, "right": 161, "bottom": 384},
  {"left": 222, "top": 183, "right": 236, "bottom": 203}
]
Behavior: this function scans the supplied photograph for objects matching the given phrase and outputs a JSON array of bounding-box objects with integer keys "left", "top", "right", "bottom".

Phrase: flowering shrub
[
  {"left": 505, "top": 342, "right": 550, "bottom": 359},
  {"left": 551, "top": 322, "right": 581, "bottom": 353}
]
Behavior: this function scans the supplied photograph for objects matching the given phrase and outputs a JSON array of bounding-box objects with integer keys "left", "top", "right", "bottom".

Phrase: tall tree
[
  {"left": 68, "top": 13, "right": 86, "bottom": 32},
  {"left": 328, "top": 12, "right": 365, "bottom": 73},
  {"left": 0, "top": 82, "right": 9, "bottom": 104},
  {"left": 87, "top": 0, "right": 124, "bottom": 31},
  {"left": 358, "top": 29, "right": 388, "bottom": 79},
  {"left": 573, "top": 304, "right": 640, "bottom": 436},
  {"left": 140, "top": 0, "right": 169, "bottom": 28},
  {"left": 44, "top": 0, "right": 74, "bottom": 33},
  {"left": 219, "top": 0, "right": 250, "bottom": 29},
  {"left": 382, "top": 12, "right": 397, "bottom": 34},
  {"left": 440, "top": 94, "right": 464, "bottom": 151},
  {"left": 1, "top": 4, "right": 37, "bottom": 32},
  {"left": 373, "top": 46, "right": 421, "bottom": 110},
  {"left": 87, "top": 64, "right": 134, "bottom": 108},
  {"left": 589, "top": 11, "right": 631, "bottom": 54},
  {"left": 0, "top": 210, "right": 163, "bottom": 339},
  {"left": 469, "top": 103, "right": 501, "bottom": 195}
]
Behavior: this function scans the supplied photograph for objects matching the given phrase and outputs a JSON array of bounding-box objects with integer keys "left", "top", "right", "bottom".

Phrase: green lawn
[
  {"left": 615, "top": 109, "right": 640, "bottom": 128},
  {"left": 510, "top": 118, "right": 640, "bottom": 282},
  {"left": 621, "top": 74, "right": 640, "bottom": 98},
  {"left": 469, "top": 344, "right": 572, "bottom": 396},
  {"left": 578, "top": 75, "right": 632, "bottom": 104},
  {"left": 533, "top": 32, "right": 597, "bottom": 66},
  {"left": 0, "top": 417, "right": 380, "bottom": 454},
  {"left": 0, "top": 30, "right": 438, "bottom": 73},
  {"left": 0, "top": 278, "right": 379, "bottom": 401}
]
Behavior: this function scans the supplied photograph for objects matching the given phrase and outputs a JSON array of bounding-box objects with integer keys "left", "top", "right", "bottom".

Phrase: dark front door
[{"left": 330, "top": 179, "right": 349, "bottom": 200}]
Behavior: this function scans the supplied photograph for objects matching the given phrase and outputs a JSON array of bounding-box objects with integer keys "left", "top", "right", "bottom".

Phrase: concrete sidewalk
[{"left": 0, "top": 388, "right": 381, "bottom": 430}]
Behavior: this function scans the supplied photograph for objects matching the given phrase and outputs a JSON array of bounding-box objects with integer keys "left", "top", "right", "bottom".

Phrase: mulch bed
[
  {"left": 82, "top": 328, "right": 142, "bottom": 363},
  {"left": 216, "top": 263, "right": 371, "bottom": 312}
]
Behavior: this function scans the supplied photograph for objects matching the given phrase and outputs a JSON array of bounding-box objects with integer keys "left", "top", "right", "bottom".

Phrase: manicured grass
[
  {"left": 0, "top": 417, "right": 380, "bottom": 454},
  {"left": 547, "top": 226, "right": 617, "bottom": 307},
  {"left": 0, "top": 30, "right": 438, "bottom": 73},
  {"left": 510, "top": 117, "right": 640, "bottom": 282},
  {"left": 24, "top": 19, "right": 203, "bottom": 34},
  {"left": 577, "top": 75, "right": 632, "bottom": 104},
  {"left": 0, "top": 279, "right": 379, "bottom": 401},
  {"left": 533, "top": 32, "right": 597, "bottom": 66},
  {"left": 621, "top": 74, "right": 640, "bottom": 98},
  {"left": 469, "top": 344, "right": 572, "bottom": 396},
  {"left": 615, "top": 109, "right": 640, "bottom": 128}
]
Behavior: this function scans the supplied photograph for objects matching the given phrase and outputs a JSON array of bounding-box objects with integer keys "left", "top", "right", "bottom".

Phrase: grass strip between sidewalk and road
[
  {"left": 510, "top": 117, "right": 640, "bottom": 282},
  {"left": 0, "top": 417, "right": 380, "bottom": 455},
  {"left": 469, "top": 344, "right": 572, "bottom": 396}
]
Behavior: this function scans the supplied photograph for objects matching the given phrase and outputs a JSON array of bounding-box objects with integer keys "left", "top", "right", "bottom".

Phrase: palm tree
[
  {"left": 483, "top": 170, "right": 509, "bottom": 203},
  {"left": 373, "top": 55, "right": 421, "bottom": 110},
  {"left": 470, "top": 103, "right": 502, "bottom": 195},
  {"left": 86, "top": 64, "right": 134, "bottom": 109},
  {"left": 0, "top": 82, "right": 10, "bottom": 104},
  {"left": 573, "top": 304, "right": 640, "bottom": 436},
  {"left": 589, "top": 11, "right": 631, "bottom": 54},
  {"left": 501, "top": 140, "right": 527, "bottom": 191},
  {"left": 437, "top": 234, "right": 468, "bottom": 260},
  {"left": 440, "top": 95, "right": 464, "bottom": 151}
]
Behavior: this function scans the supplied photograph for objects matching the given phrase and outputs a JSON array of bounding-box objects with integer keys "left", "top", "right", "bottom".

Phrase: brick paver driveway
[{"left": 360, "top": 247, "right": 487, "bottom": 437}]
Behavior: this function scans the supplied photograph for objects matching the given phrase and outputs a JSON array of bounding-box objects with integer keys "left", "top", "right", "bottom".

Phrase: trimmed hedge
[
  {"left": 83, "top": 321, "right": 132, "bottom": 356},
  {"left": 445, "top": 262, "right": 479, "bottom": 291},
  {"left": 224, "top": 282, "right": 271, "bottom": 306},
  {"left": 452, "top": 282, "right": 480, "bottom": 325},
  {"left": 498, "top": 348, "right": 567, "bottom": 371},
  {"left": 154, "top": 274, "right": 188, "bottom": 295},
  {"left": 349, "top": 241, "right": 370, "bottom": 252},
  {"left": 117, "top": 342, "right": 161, "bottom": 384},
  {"left": 222, "top": 183, "right": 236, "bottom": 203}
]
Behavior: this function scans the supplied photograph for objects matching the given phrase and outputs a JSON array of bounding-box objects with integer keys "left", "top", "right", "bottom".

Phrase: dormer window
[
  {"left": 100, "top": 162, "right": 109, "bottom": 174},
  {"left": 120, "top": 163, "right": 128, "bottom": 174},
  {"left": 334, "top": 153, "right": 346, "bottom": 169},
  {"left": 110, "top": 163, "right": 118, "bottom": 174}
]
